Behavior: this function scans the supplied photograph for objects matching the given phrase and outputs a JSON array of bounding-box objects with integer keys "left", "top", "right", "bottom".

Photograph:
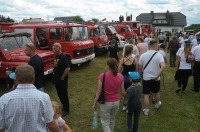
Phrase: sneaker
[
  {"left": 143, "top": 108, "right": 149, "bottom": 116},
  {"left": 123, "top": 105, "right": 127, "bottom": 111},
  {"left": 155, "top": 101, "right": 162, "bottom": 108}
]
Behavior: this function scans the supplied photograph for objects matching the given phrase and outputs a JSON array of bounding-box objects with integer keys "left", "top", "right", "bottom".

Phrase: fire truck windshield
[
  {"left": 100, "top": 27, "right": 106, "bottom": 35},
  {"left": 0, "top": 36, "right": 31, "bottom": 51},
  {"left": 64, "top": 26, "right": 88, "bottom": 41},
  {"left": 108, "top": 26, "right": 118, "bottom": 34}
]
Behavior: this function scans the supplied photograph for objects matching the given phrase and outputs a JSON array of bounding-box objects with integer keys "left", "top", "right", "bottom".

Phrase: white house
[{"left": 136, "top": 10, "right": 187, "bottom": 33}]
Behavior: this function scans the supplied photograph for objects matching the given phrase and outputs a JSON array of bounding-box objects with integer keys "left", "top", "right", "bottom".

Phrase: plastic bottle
[{"left": 92, "top": 111, "right": 98, "bottom": 129}]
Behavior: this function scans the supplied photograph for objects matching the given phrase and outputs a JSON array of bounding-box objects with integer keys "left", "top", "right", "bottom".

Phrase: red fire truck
[
  {"left": 121, "top": 21, "right": 156, "bottom": 39},
  {"left": 103, "top": 25, "right": 128, "bottom": 48},
  {"left": 141, "top": 24, "right": 156, "bottom": 37},
  {"left": 9, "top": 19, "right": 95, "bottom": 65},
  {"left": 121, "top": 21, "right": 143, "bottom": 38},
  {"left": 0, "top": 32, "right": 54, "bottom": 79},
  {"left": 87, "top": 25, "right": 108, "bottom": 56},
  {"left": 0, "top": 22, "right": 14, "bottom": 33},
  {"left": 112, "top": 24, "right": 135, "bottom": 40}
]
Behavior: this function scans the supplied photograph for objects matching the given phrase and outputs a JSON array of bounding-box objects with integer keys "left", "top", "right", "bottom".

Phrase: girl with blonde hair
[{"left": 51, "top": 101, "right": 72, "bottom": 132}]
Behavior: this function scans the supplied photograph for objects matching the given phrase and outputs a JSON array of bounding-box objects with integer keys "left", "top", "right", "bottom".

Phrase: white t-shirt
[
  {"left": 192, "top": 44, "right": 200, "bottom": 61},
  {"left": 191, "top": 39, "right": 198, "bottom": 50},
  {"left": 188, "top": 35, "right": 195, "bottom": 42},
  {"left": 179, "top": 38, "right": 188, "bottom": 48},
  {"left": 176, "top": 47, "right": 184, "bottom": 56},
  {"left": 139, "top": 50, "right": 164, "bottom": 80},
  {"left": 178, "top": 50, "right": 191, "bottom": 69},
  {"left": 158, "top": 50, "right": 166, "bottom": 59}
]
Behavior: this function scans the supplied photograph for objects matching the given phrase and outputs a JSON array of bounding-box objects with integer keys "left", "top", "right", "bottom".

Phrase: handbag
[{"left": 97, "top": 73, "right": 106, "bottom": 104}]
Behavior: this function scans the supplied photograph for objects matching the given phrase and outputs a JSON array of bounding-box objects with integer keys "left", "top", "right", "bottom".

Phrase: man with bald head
[
  {"left": 52, "top": 43, "right": 70, "bottom": 117},
  {"left": 24, "top": 43, "right": 45, "bottom": 91}
]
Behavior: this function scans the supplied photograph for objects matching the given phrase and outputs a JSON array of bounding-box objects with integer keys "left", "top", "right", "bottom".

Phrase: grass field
[{"left": 1, "top": 50, "right": 200, "bottom": 132}]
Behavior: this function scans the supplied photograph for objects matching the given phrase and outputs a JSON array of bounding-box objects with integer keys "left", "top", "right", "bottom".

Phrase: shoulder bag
[
  {"left": 143, "top": 52, "right": 157, "bottom": 71},
  {"left": 97, "top": 73, "right": 106, "bottom": 104}
]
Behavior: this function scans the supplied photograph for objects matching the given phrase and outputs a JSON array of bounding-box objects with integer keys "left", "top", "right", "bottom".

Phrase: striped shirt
[{"left": 0, "top": 84, "right": 54, "bottom": 132}]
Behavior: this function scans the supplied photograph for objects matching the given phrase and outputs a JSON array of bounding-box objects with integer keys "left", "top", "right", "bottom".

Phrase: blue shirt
[{"left": 0, "top": 84, "right": 54, "bottom": 132}]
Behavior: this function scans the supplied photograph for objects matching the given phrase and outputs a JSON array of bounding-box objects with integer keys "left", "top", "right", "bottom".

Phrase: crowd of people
[
  {"left": 93, "top": 31, "right": 200, "bottom": 132},
  {"left": 0, "top": 43, "right": 72, "bottom": 132},
  {"left": 0, "top": 30, "right": 200, "bottom": 131}
]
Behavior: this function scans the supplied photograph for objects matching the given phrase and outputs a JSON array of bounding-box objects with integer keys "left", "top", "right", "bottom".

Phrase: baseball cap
[
  {"left": 128, "top": 72, "right": 141, "bottom": 82},
  {"left": 9, "top": 72, "right": 16, "bottom": 80},
  {"left": 5, "top": 67, "right": 14, "bottom": 72}
]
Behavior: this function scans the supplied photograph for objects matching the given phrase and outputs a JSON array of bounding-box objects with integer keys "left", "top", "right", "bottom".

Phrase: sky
[{"left": 0, "top": 0, "right": 200, "bottom": 26}]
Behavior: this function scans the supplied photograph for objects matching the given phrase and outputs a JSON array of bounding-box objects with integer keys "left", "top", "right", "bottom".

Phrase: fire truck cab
[
  {"left": 87, "top": 25, "right": 108, "bottom": 56},
  {"left": 141, "top": 24, "right": 156, "bottom": 38},
  {"left": 9, "top": 19, "right": 95, "bottom": 65},
  {"left": 104, "top": 25, "right": 127, "bottom": 48},
  {"left": 122, "top": 21, "right": 143, "bottom": 39},
  {"left": 0, "top": 32, "right": 54, "bottom": 79},
  {"left": 112, "top": 24, "right": 135, "bottom": 40}
]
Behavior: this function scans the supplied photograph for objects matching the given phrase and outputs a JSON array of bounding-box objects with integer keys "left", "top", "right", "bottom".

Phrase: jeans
[
  {"left": 127, "top": 102, "right": 141, "bottom": 132},
  {"left": 100, "top": 101, "right": 119, "bottom": 132}
]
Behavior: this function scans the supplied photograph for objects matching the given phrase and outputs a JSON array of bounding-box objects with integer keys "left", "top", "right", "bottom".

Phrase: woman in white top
[{"left": 176, "top": 41, "right": 192, "bottom": 93}]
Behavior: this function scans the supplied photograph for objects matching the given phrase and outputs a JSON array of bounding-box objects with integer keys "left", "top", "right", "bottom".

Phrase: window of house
[
  {"left": 157, "top": 28, "right": 161, "bottom": 33},
  {"left": 172, "top": 28, "right": 178, "bottom": 32},
  {"left": 50, "top": 28, "right": 61, "bottom": 40},
  {"left": 156, "top": 20, "right": 159, "bottom": 23}
]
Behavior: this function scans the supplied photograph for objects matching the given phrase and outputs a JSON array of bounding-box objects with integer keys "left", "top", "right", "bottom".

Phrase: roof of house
[
  {"left": 136, "top": 11, "right": 187, "bottom": 26},
  {"left": 54, "top": 16, "right": 84, "bottom": 23}
]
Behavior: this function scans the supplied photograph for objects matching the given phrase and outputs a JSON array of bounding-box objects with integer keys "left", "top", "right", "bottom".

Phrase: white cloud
[{"left": 0, "top": 0, "right": 199, "bottom": 25}]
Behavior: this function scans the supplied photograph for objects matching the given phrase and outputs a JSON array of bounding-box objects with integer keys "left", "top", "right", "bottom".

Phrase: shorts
[{"left": 143, "top": 80, "right": 160, "bottom": 94}]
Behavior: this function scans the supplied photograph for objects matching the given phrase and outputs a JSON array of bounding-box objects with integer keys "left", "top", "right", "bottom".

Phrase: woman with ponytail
[
  {"left": 93, "top": 58, "right": 126, "bottom": 132},
  {"left": 176, "top": 40, "right": 193, "bottom": 93},
  {"left": 118, "top": 44, "right": 138, "bottom": 111}
]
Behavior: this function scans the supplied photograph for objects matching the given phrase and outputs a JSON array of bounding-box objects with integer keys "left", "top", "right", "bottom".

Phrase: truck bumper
[{"left": 71, "top": 53, "right": 95, "bottom": 64}]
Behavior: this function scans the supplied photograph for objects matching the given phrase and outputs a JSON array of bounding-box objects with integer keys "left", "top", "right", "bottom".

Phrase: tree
[
  {"left": 71, "top": 15, "right": 84, "bottom": 23},
  {"left": 91, "top": 18, "right": 99, "bottom": 23},
  {"left": 0, "top": 15, "right": 14, "bottom": 22}
]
